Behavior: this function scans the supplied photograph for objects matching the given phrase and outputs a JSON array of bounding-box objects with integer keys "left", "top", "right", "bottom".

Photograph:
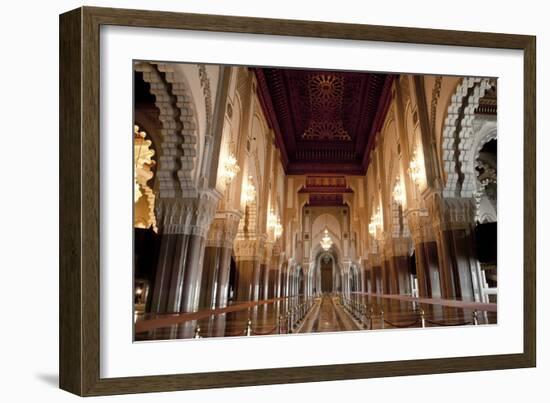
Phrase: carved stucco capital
[
  {"left": 427, "top": 194, "right": 475, "bottom": 233},
  {"left": 405, "top": 208, "right": 435, "bottom": 244},
  {"left": 233, "top": 238, "right": 265, "bottom": 261},
  {"left": 155, "top": 190, "right": 221, "bottom": 237},
  {"left": 206, "top": 210, "right": 242, "bottom": 248}
]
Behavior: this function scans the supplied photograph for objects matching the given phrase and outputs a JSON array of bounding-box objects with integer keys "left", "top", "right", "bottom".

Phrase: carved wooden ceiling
[
  {"left": 299, "top": 175, "right": 352, "bottom": 207},
  {"left": 254, "top": 67, "right": 395, "bottom": 175}
]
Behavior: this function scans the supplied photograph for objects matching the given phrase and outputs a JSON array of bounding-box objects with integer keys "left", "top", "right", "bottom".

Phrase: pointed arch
[
  {"left": 441, "top": 77, "right": 494, "bottom": 198},
  {"left": 134, "top": 62, "right": 200, "bottom": 198}
]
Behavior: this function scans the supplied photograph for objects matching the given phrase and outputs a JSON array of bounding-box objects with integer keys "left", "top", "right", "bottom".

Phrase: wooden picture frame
[{"left": 59, "top": 6, "right": 536, "bottom": 396}]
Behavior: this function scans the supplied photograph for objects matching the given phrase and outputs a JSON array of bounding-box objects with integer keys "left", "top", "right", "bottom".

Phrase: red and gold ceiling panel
[
  {"left": 307, "top": 194, "right": 345, "bottom": 207},
  {"left": 254, "top": 67, "right": 395, "bottom": 174},
  {"left": 299, "top": 175, "right": 353, "bottom": 194}
]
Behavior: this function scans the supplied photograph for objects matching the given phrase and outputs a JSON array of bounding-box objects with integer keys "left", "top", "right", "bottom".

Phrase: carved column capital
[
  {"left": 206, "top": 210, "right": 242, "bottom": 248},
  {"left": 155, "top": 190, "right": 220, "bottom": 237},
  {"left": 405, "top": 208, "right": 435, "bottom": 244},
  {"left": 234, "top": 238, "right": 264, "bottom": 261},
  {"left": 385, "top": 237, "right": 412, "bottom": 258},
  {"left": 368, "top": 252, "right": 381, "bottom": 267},
  {"left": 427, "top": 193, "right": 476, "bottom": 233}
]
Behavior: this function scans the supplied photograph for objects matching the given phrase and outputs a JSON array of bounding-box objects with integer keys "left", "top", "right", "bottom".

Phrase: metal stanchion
[
  {"left": 473, "top": 310, "right": 479, "bottom": 326},
  {"left": 245, "top": 319, "right": 252, "bottom": 336},
  {"left": 420, "top": 308, "right": 426, "bottom": 328},
  {"left": 380, "top": 309, "right": 385, "bottom": 329},
  {"left": 369, "top": 306, "right": 374, "bottom": 330},
  {"left": 287, "top": 311, "right": 292, "bottom": 333}
]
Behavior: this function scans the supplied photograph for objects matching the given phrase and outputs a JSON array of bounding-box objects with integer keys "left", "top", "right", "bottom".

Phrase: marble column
[
  {"left": 200, "top": 245, "right": 222, "bottom": 309},
  {"left": 392, "top": 255, "right": 412, "bottom": 295},
  {"left": 258, "top": 264, "right": 268, "bottom": 300},
  {"left": 406, "top": 208, "right": 445, "bottom": 298},
  {"left": 431, "top": 196, "right": 478, "bottom": 301},
  {"left": 150, "top": 193, "right": 218, "bottom": 314},
  {"left": 233, "top": 260, "right": 257, "bottom": 302},
  {"left": 234, "top": 238, "right": 263, "bottom": 302},
  {"left": 418, "top": 240, "right": 441, "bottom": 298},
  {"left": 385, "top": 237, "right": 413, "bottom": 295},
  {"left": 384, "top": 263, "right": 392, "bottom": 294},
  {"left": 180, "top": 234, "right": 207, "bottom": 312},
  {"left": 215, "top": 246, "right": 234, "bottom": 308},
  {"left": 200, "top": 212, "right": 240, "bottom": 309}
]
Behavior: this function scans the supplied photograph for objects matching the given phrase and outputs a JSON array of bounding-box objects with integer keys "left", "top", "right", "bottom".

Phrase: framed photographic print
[{"left": 59, "top": 6, "right": 536, "bottom": 396}]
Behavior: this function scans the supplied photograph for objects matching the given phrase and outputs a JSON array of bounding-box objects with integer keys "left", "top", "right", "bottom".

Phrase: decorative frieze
[
  {"left": 429, "top": 76, "right": 443, "bottom": 136},
  {"left": 197, "top": 64, "right": 213, "bottom": 136}
]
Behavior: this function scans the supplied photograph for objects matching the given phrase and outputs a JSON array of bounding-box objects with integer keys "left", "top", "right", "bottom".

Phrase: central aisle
[{"left": 299, "top": 295, "right": 360, "bottom": 333}]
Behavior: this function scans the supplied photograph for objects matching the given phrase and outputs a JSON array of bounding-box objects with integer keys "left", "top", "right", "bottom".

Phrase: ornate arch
[
  {"left": 471, "top": 119, "right": 498, "bottom": 221},
  {"left": 441, "top": 77, "right": 494, "bottom": 198},
  {"left": 133, "top": 124, "right": 157, "bottom": 232},
  {"left": 155, "top": 63, "right": 201, "bottom": 191},
  {"left": 468, "top": 118, "right": 497, "bottom": 194},
  {"left": 134, "top": 62, "right": 200, "bottom": 198}
]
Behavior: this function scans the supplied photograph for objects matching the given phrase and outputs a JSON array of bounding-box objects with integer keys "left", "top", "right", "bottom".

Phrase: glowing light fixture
[
  {"left": 243, "top": 175, "right": 256, "bottom": 204},
  {"left": 133, "top": 124, "right": 157, "bottom": 232},
  {"left": 274, "top": 217, "right": 283, "bottom": 239},
  {"left": 220, "top": 152, "right": 240, "bottom": 185},
  {"left": 267, "top": 208, "right": 278, "bottom": 230},
  {"left": 320, "top": 228, "right": 333, "bottom": 251},
  {"left": 392, "top": 175, "right": 405, "bottom": 205},
  {"left": 267, "top": 208, "right": 283, "bottom": 239},
  {"left": 408, "top": 149, "right": 424, "bottom": 186},
  {"left": 368, "top": 206, "right": 382, "bottom": 236}
]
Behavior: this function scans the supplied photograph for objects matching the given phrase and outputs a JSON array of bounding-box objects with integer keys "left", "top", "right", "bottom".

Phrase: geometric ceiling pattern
[
  {"left": 254, "top": 67, "right": 396, "bottom": 175},
  {"left": 303, "top": 74, "right": 350, "bottom": 141}
]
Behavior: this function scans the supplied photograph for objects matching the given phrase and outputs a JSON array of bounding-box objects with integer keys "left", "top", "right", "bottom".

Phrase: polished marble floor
[{"left": 135, "top": 292, "right": 496, "bottom": 341}]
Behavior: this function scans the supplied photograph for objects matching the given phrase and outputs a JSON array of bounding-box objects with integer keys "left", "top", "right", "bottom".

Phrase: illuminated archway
[{"left": 133, "top": 124, "right": 157, "bottom": 232}]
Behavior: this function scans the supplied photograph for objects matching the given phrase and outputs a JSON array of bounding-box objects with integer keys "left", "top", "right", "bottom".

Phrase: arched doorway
[
  {"left": 298, "top": 266, "right": 305, "bottom": 296},
  {"left": 349, "top": 265, "right": 360, "bottom": 293},
  {"left": 320, "top": 254, "right": 334, "bottom": 294}
]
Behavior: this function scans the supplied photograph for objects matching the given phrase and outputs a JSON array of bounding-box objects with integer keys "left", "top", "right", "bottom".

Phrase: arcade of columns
[{"left": 134, "top": 62, "right": 497, "bottom": 315}]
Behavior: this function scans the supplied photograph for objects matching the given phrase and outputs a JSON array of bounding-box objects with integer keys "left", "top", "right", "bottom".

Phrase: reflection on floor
[
  {"left": 135, "top": 292, "right": 497, "bottom": 341},
  {"left": 298, "top": 295, "right": 359, "bottom": 333}
]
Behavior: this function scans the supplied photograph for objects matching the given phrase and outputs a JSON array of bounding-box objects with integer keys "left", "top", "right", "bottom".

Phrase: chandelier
[
  {"left": 392, "top": 175, "right": 405, "bottom": 205},
  {"left": 320, "top": 228, "right": 333, "bottom": 251},
  {"left": 220, "top": 152, "right": 240, "bottom": 185},
  {"left": 267, "top": 208, "right": 278, "bottom": 229},
  {"left": 242, "top": 175, "right": 256, "bottom": 204},
  {"left": 408, "top": 149, "right": 424, "bottom": 186},
  {"left": 273, "top": 217, "right": 283, "bottom": 239},
  {"left": 267, "top": 208, "right": 283, "bottom": 239},
  {"left": 368, "top": 206, "right": 382, "bottom": 236}
]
